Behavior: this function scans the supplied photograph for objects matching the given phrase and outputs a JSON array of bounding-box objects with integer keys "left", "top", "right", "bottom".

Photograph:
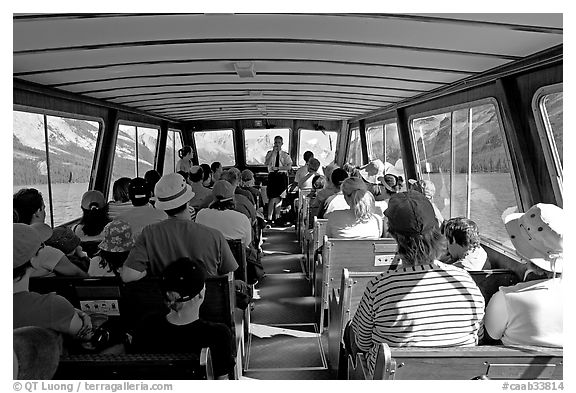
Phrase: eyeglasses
[{"left": 383, "top": 174, "right": 403, "bottom": 187}]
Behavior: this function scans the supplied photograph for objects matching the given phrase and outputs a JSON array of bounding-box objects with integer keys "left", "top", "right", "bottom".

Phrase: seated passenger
[
  {"left": 187, "top": 166, "right": 212, "bottom": 210},
  {"left": 175, "top": 171, "right": 197, "bottom": 221},
  {"left": 13, "top": 188, "right": 87, "bottom": 277},
  {"left": 46, "top": 226, "right": 91, "bottom": 272},
  {"left": 131, "top": 258, "right": 235, "bottom": 379},
  {"left": 307, "top": 175, "right": 326, "bottom": 200},
  {"left": 13, "top": 326, "right": 62, "bottom": 380},
  {"left": 211, "top": 161, "right": 223, "bottom": 182},
  {"left": 409, "top": 179, "right": 444, "bottom": 225},
  {"left": 240, "top": 169, "right": 264, "bottom": 210},
  {"left": 88, "top": 219, "right": 135, "bottom": 277},
  {"left": 358, "top": 159, "right": 387, "bottom": 201},
  {"left": 144, "top": 170, "right": 161, "bottom": 207},
  {"left": 200, "top": 163, "right": 214, "bottom": 188},
  {"left": 219, "top": 170, "right": 257, "bottom": 223},
  {"left": 294, "top": 150, "right": 313, "bottom": 187},
  {"left": 317, "top": 168, "right": 349, "bottom": 218},
  {"left": 225, "top": 168, "right": 256, "bottom": 206},
  {"left": 108, "top": 177, "right": 133, "bottom": 219},
  {"left": 484, "top": 203, "right": 562, "bottom": 348},
  {"left": 440, "top": 217, "right": 489, "bottom": 270},
  {"left": 326, "top": 177, "right": 383, "bottom": 239},
  {"left": 73, "top": 190, "right": 111, "bottom": 247},
  {"left": 297, "top": 158, "right": 321, "bottom": 190},
  {"left": 313, "top": 165, "right": 344, "bottom": 212},
  {"left": 13, "top": 224, "right": 93, "bottom": 339},
  {"left": 120, "top": 173, "right": 237, "bottom": 283},
  {"left": 349, "top": 191, "right": 484, "bottom": 376},
  {"left": 195, "top": 181, "right": 252, "bottom": 246},
  {"left": 117, "top": 177, "right": 167, "bottom": 238}
]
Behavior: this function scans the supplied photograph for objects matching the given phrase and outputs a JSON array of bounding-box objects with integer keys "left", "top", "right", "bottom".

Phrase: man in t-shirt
[
  {"left": 187, "top": 166, "right": 212, "bottom": 210},
  {"left": 120, "top": 173, "right": 238, "bottom": 282},
  {"left": 117, "top": 177, "right": 168, "bottom": 239}
]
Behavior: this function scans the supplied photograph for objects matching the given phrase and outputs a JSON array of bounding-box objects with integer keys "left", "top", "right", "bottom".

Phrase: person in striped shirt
[{"left": 350, "top": 190, "right": 485, "bottom": 376}]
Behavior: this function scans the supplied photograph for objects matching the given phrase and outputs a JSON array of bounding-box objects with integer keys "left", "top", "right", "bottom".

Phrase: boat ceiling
[{"left": 13, "top": 13, "right": 563, "bottom": 122}]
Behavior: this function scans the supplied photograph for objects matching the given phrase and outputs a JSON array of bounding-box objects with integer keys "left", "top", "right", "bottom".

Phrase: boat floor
[{"left": 243, "top": 226, "right": 332, "bottom": 380}]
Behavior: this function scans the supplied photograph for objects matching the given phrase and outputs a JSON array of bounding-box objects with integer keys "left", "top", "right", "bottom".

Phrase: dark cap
[
  {"left": 81, "top": 190, "right": 106, "bottom": 210},
  {"left": 161, "top": 258, "right": 208, "bottom": 301},
  {"left": 129, "top": 177, "right": 151, "bottom": 202},
  {"left": 212, "top": 180, "right": 235, "bottom": 201},
  {"left": 384, "top": 191, "right": 437, "bottom": 235},
  {"left": 45, "top": 226, "right": 81, "bottom": 255}
]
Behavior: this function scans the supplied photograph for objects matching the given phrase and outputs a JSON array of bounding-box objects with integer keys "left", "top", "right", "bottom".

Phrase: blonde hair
[{"left": 341, "top": 177, "right": 375, "bottom": 222}]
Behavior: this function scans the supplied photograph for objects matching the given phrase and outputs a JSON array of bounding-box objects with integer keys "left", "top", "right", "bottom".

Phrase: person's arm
[
  {"left": 484, "top": 290, "right": 508, "bottom": 341},
  {"left": 120, "top": 230, "right": 149, "bottom": 282},
  {"left": 265, "top": 150, "right": 275, "bottom": 172},
  {"left": 53, "top": 255, "right": 88, "bottom": 277},
  {"left": 242, "top": 216, "right": 252, "bottom": 246},
  {"left": 120, "top": 266, "right": 147, "bottom": 282}
]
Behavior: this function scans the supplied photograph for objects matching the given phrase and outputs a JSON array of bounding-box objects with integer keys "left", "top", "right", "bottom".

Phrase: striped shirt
[{"left": 351, "top": 261, "right": 485, "bottom": 375}]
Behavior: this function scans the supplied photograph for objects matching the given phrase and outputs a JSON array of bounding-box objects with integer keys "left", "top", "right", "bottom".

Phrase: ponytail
[{"left": 178, "top": 145, "right": 192, "bottom": 159}]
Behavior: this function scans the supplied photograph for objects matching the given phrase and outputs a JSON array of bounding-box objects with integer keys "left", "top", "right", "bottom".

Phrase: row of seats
[{"left": 295, "top": 194, "right": 563, "bottom": 380}]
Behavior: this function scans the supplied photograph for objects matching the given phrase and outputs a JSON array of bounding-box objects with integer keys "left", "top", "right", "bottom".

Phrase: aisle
[{"left": 243, "top": 226, "right": 331, "bottom": 380}]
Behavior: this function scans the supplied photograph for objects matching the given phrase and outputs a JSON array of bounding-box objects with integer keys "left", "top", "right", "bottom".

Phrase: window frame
[
  {"left": 296, "top": 127, "right": 339, "bottom": 167},
  {"left": 407, "top": 97, "right": 521, "bottom": 245},
  {"left": 531, "top": 83, "right": 563, "bottom": 205},
  {"left": 164, "top": 128, "right": 183, "bottom": 173},
  {"left": 114, "top": 121, "right": 161, "bottom": 178},
  {"left": 191, "top": 128, "right": 237, "bottom": 167},
  {"left": 243, "top": 128, "right": 291, "bottom": 166},
  {"left": 13, "top": 105, "right": 104, "bottom": 227},
  {"left": 345, "top": 126, "right": 362, "bottom": 166}
]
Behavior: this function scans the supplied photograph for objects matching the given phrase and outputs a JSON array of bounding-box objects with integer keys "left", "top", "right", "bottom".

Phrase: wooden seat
[
  {"left": 55, "top": 348, "right": 214, "bottom": 380},
  {"left": 348, "top": 343, "right": 563, "bottom": 380},
  {"left": 308, "top": 217, "right": 327, "bottom": 288},
  {"left": 315, "top": 236, "right": 397, "bottom": 332}
]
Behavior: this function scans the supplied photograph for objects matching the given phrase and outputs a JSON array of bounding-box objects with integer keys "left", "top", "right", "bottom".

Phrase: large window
[
  {"left": 366, "top": 121, "right": 402, "bottom": 169},
  {"left": 244, "top": 128, "right": 291, "bottom": 165},
  {"left": 13, "top": 110, "right": 100, "bottom": 226},
  {"left": 193, "top": 129, "right": 236, "bottom": 166},
  {"left": 411, "top": 100, "right": 517, "bottom": 245},
  {"left": 163, "top": 129, "right": 183, "bottom": 174},
  {"left": 533, "top": 86, "right": 563, "bottom": 204},
  {"left": 346, "top": 127, "right": 363, "bottom": 166},
  {"left": 298, "top": 129, "right": 338, "bottom": 166},
  {"left": 109, "top": 124, "right": 159, "bottom": 198}
]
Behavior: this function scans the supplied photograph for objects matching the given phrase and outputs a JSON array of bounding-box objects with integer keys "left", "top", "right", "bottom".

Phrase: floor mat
[{"left": 246, "top": 323, "right": 327, "bottom": 371}]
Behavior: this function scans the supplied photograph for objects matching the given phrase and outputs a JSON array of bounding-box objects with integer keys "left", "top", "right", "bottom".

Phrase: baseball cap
[
  {"left": 81, "top": 190, "right": 106, "bottom": 210},
  {"left": 161, "top": 258, "right": 207, "bottom": 301},
  {"left": 212, "top": 180, "right": 235, "bottom": 202},
  {"left": 128, "top": 177, "right": 151, "bottom": 202},
  {"left": 45, "top": 226, "right": 81, "bottom": 255},
  {"left": 385, "top": 191, "right": 438, "bottom": 235},
  {"left": 13, "top": 223, "right": 43, "bottom": 268}
]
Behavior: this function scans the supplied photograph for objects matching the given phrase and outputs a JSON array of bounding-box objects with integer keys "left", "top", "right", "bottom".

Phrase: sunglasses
[{"left": 383, "top": 174, "right": 404, "bottom": 187}]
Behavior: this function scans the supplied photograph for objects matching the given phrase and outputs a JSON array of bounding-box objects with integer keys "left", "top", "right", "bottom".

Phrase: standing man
[{"left": 264, "top": 135, "right": 292, "bottom": 226}]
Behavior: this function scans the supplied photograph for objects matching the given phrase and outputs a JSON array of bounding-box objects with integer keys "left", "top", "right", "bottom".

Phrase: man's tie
[{"left": 274, "top": 151, "right": 280, "bottom": 168}]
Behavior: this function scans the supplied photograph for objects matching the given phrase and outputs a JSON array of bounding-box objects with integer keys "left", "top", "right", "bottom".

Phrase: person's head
[
  {"left": 380, "top": 164, "right": 405, "bottom": 194},
  {"left": 13, "top": 223, "right": 44, "bottom": 282},
  {"left": 161, "top": 258, "right": 207, "bottom": 312},
  {"left": 312, "top": 175, "right": 325, "bottom": 190},
  {"left": 144, "top": 170, "right": 161, "bottom": 196},
  {"left": 45, "top": 226, "right": 81, "bottom": 256},
  {"left": 504, "top": 203, "right": 563, "bottom": 275},
  {"left": 189, "top": 166, "right": 203, "bottom": 183},
  {"left": 80, "top": 190, "right": 110, "bottom": 236},
  {"left": 341, "top": 177, "right": 375, "bottom": 222},
  {"left": 273, "top": 136, "right": 283, "bottom": 151},
  {"left": 200, "top": 164, "right": 212, "bottom": 183},
  {"left": 178, "top": 145, "right": 193, "bottom": 160},
  {"left": 210, "top": 180, "right": 236, "bottom": 211},
  {"left": 410, "top": 179, "right": 436, "bottom": 200},
  {"left": 128, "top": 177, "right": 151, "bottom": 206},
  {"left": 112, "top": 177, "right": 131, "bottom": 203},
  {"left": 303, "top": 151, "right": 314, "bottom": 163},
  {"left": 98, "top": 219, "right": 135, "bottom": 275},
  {"left": 308, "top": 158, "right": 321, "bottom": 173},
  {"left": 442, "top": 217, "right": 481, "bottom": 259},
  {"left": 331, "top": 168, "right": 349, "bottom": 188},
  {"left": 154, "top": 173, "right": 195, "bottom": 217},
  {"left": 323, "top": 163, "right": 339, "bottom": 186},
  {"left": 241, "top": 169, "right": 255, "bottom": 187},
  {"left": 220, "top": 168, "right": 240, "bottom": 188},
  {"left": 342, "top": 163, "right": 356, "bottom": 176},
  {"left": 211, "top": 162, "right": 223, "bottom": 180},
  {"left": 359, "top": 159, "right": 386, "bottom": 185},
  {"left": 13, "top": 188, "right": 46, "bottom": 225},
  {"left": 385, "top": 191, "right": 443, "bottom": 265}
]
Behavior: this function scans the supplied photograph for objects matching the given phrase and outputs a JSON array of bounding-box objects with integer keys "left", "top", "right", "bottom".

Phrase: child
[
  {"left": 45, "top": 226, "right": 91, "bottom": 272},
  {"left": 440, "top": 217, "right": 490, "bottom": 270},
  {"left": 88, "top": 220, "right": 135, "bottom": 277}
]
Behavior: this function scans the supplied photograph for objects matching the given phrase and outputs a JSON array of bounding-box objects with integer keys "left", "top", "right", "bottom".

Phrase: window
[
  {"left": 193, "top": 129, "right": 236, "bottom": 166},
  {"left": 244, "top": 128, "right": 291, "bottom": 165},
  {"left": 109, "top": 124, "right": 159, "bottom": 198},
  {"left": 13, "top": 110, "right": 100, "bottom": 226},
  {"left": 411, "top": 100, "right": 518, "bottom": 245},
  {"left": 366, "top": 121, "right": 402, "bottom": 169},
  {"left": 346, "top": 127, "right": 363, "bottom": 166},
  {"left": 163, "top": 129, "right": 183, "bottom": 174},
  {"left": 540, "top": 92, "right": 563, "bottom": 169},
  {"left": 298, "top": 129, "right": 338, "bottom": 166}
]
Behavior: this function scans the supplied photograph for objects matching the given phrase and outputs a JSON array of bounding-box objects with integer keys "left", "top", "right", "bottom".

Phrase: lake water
[{"left": 14, "top": 173, "right": 517, "bottom": 246}]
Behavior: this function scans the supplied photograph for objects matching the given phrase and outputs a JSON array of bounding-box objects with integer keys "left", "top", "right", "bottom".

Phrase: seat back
[
  {"left": 227, "top": 238, "right": 247, "bottom": 282},
  {"left": 469, "top": 269, "right": 520, "bottom": 304},
  {"left": 349, "top": 343, "right": 563, "bottom": 380},
  {"left": 310, "top": 218, "right": 328, "bottom": 294}
]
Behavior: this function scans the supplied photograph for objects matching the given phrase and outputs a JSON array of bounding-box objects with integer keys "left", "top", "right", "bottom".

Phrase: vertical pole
[
  {"left": 43, "top": 114, "right": 54, "bottom": 227},
  {"left": 134, "top": 126, "right": 139, "bottom": 177},
  {"left": 467, "top": 107, "right": 473, "bottom": 218},
  {"left": 449, "top": 112, "right": 454, "bottom": 218}
]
